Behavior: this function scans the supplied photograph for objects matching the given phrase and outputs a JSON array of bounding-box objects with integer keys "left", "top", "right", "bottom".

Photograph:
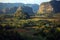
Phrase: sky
[{"left": 0, "top": 0, "right": 51, "bottom": 5}]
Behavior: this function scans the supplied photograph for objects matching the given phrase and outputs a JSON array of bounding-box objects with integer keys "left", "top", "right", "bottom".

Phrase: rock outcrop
[
  {"left": 37, "top": 0, "right": 60, "bottom": 17},
  {"left": 50, "top": 0, "right": 60, "bottom": 13},
  {"left": 38, "top": 2, "right": 53, "bottom": 14}
]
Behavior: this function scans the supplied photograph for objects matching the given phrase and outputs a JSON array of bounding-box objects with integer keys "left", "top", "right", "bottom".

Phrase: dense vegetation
[
  {"left": 0, "top": 19, "right": 60, "bottom": 40},
  {"left": 0, "top": 8, "right": 60, "bottom": 40}
]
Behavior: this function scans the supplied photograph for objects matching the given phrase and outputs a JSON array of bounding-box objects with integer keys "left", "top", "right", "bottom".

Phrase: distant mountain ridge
[{"left": 0, "top": 3, "right": 39, "bottom": 15}]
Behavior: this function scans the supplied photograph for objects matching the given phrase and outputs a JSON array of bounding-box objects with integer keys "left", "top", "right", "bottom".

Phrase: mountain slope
[
  {"left": 0, "top": 3, "right": 39, "bottom": 14},
  {"left": 37, "top": 0, "right": 60, "bottom": 17}
]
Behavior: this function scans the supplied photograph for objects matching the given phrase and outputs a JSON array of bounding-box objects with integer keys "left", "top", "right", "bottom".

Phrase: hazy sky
[{"left": 0, "top": 0, "right": 51, "bottom": 4}]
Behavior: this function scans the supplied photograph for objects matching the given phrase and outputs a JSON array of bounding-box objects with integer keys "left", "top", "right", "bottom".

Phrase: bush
[{"left": 0, "top": 30, "right": 24, "bottom": 40}]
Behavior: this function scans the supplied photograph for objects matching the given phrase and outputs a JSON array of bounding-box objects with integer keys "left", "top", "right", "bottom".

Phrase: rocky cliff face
[
  {"left": 37, "top": 0, "right": 60, "bottom": 17},
  {"left": 50, "top": 0, "right": 60, "bottom": 13},
  {"left": 38, "top": 2, "right": 53, "bottom": 14}
]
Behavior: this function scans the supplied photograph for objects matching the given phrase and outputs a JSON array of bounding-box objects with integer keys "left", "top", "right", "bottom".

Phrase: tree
[{"left": 14, "top": 7, "right": 30, "bottom": 19}]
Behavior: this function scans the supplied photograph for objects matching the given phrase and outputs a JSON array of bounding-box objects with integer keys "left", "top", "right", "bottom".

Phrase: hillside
[
  {"left": 0, "top": 3, "right": 39, "bottom": 14},
  {"left": 0, "top": 6, "right": 34, "bottom": 15},
  {"left": 0, "top": 0, "right": 60, "bottom": 40},
  {"left": 37, "top": 0, "right": 60, "bottom": 17}
]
